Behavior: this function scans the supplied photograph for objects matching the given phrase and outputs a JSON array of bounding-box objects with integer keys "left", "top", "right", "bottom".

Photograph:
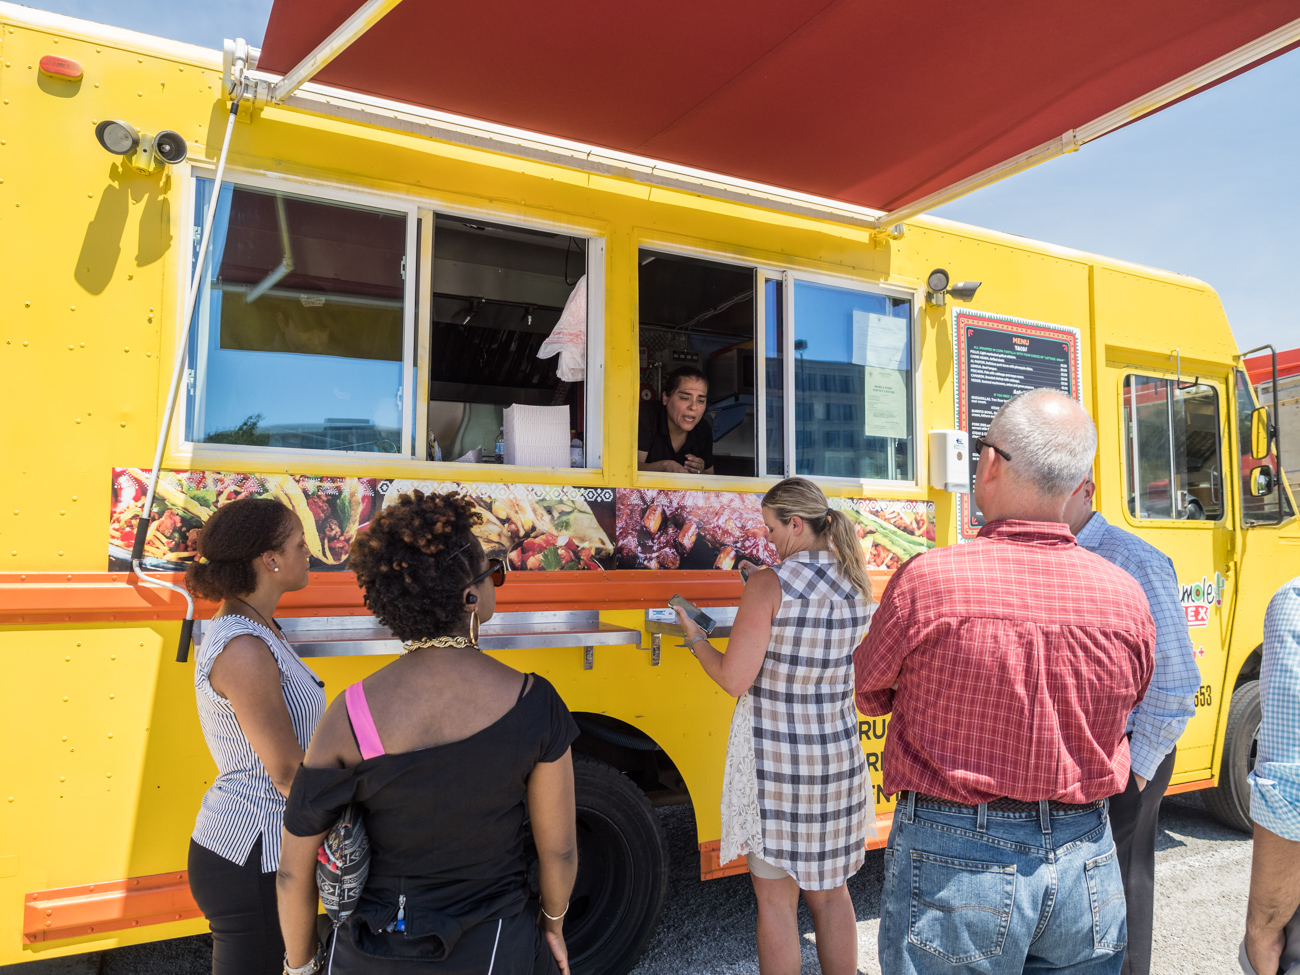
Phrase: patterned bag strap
[{"left": 344, "top": 682, "right": 386, "bottom": 760}]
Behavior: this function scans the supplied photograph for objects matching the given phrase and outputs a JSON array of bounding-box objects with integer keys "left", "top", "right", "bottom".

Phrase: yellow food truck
[{"left": 2, "top": 2, "right": 1298, "bottom": 970}]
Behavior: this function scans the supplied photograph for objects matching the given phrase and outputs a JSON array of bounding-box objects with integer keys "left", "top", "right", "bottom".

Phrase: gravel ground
[
  {"left": 3, "top": 793, "right": 1252, "bottom": 975},
  {"left": 629, "top": 792, "right": 1254, "bottom": 975}
]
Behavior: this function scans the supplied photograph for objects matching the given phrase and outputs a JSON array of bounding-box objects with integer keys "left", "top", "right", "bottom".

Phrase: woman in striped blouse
[{"left": 185, "top": 498, "right": 326, "bottom": 975}]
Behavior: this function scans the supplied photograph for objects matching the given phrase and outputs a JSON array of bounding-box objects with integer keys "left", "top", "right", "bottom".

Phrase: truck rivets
[{"left": 120, "top": 421, "right": 126, "bottom": 427}]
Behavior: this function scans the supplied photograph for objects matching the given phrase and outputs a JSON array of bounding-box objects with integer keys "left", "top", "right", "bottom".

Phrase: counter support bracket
[
  {"left": 583, "top": 646, "right": 594, "bottom": 670},
  {"left": 651, "top": 632, "right": 661, "bottom": 666}
]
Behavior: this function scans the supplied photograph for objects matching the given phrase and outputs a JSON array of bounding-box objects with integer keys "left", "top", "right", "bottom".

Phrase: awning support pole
[
  {"left": 875, "top": 15, "right": 1300, "bottom": 228},
  {"left": 270, "top": 0, "right": 405, "bottom": 103},
  {"left": 130, "top": 46, "right": 249, "bottom": 663}
]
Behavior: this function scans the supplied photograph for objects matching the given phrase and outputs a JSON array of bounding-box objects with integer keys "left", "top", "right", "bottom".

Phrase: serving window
[
  {"left": 637, "top": 249, "right": 914, "bottom": 482},
  {"left": 421, "top": 215, "right": 593, "bottom": 468},
  {"left": 185, "top": 177, "right": 415, "bottom": 454},
  {"left": 184, "top": 177, "right": 598, "bottom": 469}
]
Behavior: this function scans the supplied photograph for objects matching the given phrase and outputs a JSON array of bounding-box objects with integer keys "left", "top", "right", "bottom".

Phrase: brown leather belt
[{"left": 906, "top": 791, "right": 1105, "bottom": 813}]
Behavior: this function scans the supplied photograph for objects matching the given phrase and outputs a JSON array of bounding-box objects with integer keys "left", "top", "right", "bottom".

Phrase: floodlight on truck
[{"left": 94, "top": 120, "right": 187, "bottom": 173}]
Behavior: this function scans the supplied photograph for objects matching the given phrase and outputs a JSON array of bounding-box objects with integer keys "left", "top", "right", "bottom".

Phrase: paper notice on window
[
  {"left": 864, "top": 366, "right": 909, "bottom": 439},
  {"left": 852, "top": 310, "right": 909, "bottom": 370}
]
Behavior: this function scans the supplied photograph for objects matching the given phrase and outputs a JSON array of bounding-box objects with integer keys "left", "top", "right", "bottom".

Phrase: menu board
[{"left": 953, "top": 310, "right": 1082, "bottom": 538}]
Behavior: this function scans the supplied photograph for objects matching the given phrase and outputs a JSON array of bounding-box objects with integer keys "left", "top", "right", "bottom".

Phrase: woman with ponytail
[{"left": 673, "top": 477, "right": 874, "bottom": 975}]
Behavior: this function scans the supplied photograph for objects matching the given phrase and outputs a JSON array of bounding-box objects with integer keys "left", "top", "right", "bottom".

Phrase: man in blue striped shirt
[
  {"left": 1241, "top": 575, "right": 1300, "bottom": 975},
  {"left": 1065, "top": 478, "right": 1201, "bottom": 975}
]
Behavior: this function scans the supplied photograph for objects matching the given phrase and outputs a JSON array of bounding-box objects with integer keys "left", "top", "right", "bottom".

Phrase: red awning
[{"left": 256, "top": 0, "right": 1300, "bottom": 215}]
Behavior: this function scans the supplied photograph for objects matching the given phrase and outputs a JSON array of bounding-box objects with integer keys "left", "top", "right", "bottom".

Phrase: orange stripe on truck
[
  {"left": 23, "top": 872, "right": 201, "bottom": 943},
  {"left": 0, "top": 569, "right": 761, "bottom": 624}
]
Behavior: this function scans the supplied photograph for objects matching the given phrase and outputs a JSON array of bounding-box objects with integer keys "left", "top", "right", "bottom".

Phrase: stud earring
[{"left": 273, "top": 566, "right": 279, "bottom": 572}]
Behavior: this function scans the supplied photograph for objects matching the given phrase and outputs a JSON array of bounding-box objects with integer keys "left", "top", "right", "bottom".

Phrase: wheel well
[
  {"left": 571, "top": 713, "right": 691, "bottom": 807},
  {"left": 1234, "top": 646, "right": 1263, "bottom": 689}
]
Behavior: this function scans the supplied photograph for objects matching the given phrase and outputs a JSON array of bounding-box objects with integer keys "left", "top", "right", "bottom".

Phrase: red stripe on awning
[{"left": 256, "top": 1, "right": 1299, "bottom": 212}]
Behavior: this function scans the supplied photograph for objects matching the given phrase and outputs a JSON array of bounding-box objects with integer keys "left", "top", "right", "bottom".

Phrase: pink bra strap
[{"left": 344, "top": 682, "right": 386, "bottom": 760}]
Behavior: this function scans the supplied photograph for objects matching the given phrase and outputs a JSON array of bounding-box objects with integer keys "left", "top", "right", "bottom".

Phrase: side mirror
[
  {"left": 1251, "top": 406, "right": 1271, "bottom": 459},
  {"left": 1249, "top": 465, "right": 1275, "bottom": 498}
]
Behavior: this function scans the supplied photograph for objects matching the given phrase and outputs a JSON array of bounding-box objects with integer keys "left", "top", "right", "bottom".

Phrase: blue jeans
[{"left": 879, "top": 793, "right": 1126, "bottom": 974}]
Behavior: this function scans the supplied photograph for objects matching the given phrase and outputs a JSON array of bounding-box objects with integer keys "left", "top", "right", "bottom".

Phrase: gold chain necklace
[{"left": 401, "top": 635, "right": 480, "bottom": 654}]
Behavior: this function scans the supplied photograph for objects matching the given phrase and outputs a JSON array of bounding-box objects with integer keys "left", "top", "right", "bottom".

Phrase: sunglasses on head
[{"left": 467, "top": 557, "right": 508, "bottom": 589}]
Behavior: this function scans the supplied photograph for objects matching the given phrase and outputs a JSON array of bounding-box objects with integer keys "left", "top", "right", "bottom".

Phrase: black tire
[
  {"left": 1203, "top": 680, "right": 1262, "bottom": 834},
  {"left": 564, "top": 753, "right": 669, "bottom": 975}
]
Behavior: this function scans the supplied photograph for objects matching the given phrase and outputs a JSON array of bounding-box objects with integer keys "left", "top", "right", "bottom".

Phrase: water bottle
[{"left": 494, "top": 427, "right": 505, "bottom": 464}]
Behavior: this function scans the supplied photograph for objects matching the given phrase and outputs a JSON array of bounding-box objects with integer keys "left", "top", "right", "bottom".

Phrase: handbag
[{"left": 316, "top": 802, "right": 370, "bottom": 926}]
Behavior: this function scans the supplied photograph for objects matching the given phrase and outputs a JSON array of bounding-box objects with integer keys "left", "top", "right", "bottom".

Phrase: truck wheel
[
  {"left": 1203, "top": 680, "right": 1262, "bottom": 834},
  {"left": 565, "top": 753, "right": 669, "bottom": 975}
]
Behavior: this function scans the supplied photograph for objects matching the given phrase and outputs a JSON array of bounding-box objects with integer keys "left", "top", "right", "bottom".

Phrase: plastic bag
[{"left": 537, "top": 275, "right": 586, "bottom": 382}]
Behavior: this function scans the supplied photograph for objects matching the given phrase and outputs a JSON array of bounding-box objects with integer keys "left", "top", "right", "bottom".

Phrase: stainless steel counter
[{"left": 196, "top": 611, "right": 641, "bottom": 669}]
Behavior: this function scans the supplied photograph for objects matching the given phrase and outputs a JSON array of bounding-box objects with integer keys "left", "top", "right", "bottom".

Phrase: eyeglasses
[
  {"left": 467, "top": 557, "right": 507, "bottom": 589},
  {"left": 974, "top": 436, "right": 1012, "bottom": 463}
]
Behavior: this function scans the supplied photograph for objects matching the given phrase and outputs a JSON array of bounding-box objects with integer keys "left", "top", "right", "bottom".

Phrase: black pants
[
  {"left": 1110, "top": 746, "right": 1177, "bottom": 975},
  {"left": 188, "top": 836, "right": 284, "bottom": 975}
]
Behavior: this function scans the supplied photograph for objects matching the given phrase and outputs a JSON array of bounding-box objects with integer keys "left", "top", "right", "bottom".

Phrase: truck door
[{"left": 1111, "top": 368, "right": 1232, "bottom": 784}]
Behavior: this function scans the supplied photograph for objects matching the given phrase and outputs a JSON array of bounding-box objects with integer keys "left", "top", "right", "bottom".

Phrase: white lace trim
[{"left": 720, "top": 691, "right": 764, "bottom": 866}]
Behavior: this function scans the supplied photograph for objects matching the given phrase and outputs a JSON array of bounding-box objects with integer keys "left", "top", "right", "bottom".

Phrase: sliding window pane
[
  {"left": 792, "top": 281, "right": 912, "bottom": 480},
  {"left": 764, "top": 277, "right": 785, "bottom": 476},
  {"left": 186, "top": 178, "right": 408, "bottom": 452}
]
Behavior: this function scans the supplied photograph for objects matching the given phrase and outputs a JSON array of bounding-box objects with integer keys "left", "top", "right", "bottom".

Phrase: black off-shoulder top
[{"left": 285, "top": 674, "right": 579, "bottom": 959}]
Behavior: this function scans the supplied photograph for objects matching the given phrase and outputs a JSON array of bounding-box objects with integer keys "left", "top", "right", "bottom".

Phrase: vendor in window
[{"left": 638, "top": 366, "right": 715, "bottom": 474}]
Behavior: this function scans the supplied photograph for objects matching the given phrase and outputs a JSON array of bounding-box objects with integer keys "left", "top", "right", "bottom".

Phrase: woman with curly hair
[
  {"left": 184, "top": 497, "right": 324, "bottom": 975},
  {"left": 277, "top": 490, "right": 579, "bottom": 975}
]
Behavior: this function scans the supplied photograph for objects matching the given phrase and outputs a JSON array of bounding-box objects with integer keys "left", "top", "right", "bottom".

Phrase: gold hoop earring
[{"left": 470, "top": 608, "right": 480, "bottom": 645}]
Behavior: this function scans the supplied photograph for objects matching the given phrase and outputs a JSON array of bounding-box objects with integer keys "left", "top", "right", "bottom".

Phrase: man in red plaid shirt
[{"left": 855, "top": 388, "right": 1154, "bottom": 975}]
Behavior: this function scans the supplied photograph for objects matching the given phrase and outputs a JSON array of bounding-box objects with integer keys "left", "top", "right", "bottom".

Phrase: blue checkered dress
[
  {"left": 1075, "top": 513, "right": 1201, "bottom": 780},
  {"left": 1249, "top": 575, "right": 1300, "bottom": 840}
]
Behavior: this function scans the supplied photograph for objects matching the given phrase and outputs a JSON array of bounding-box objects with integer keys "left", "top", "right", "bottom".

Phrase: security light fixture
[
  {"left": 94, "top": 120, "right": 187, "bottom": 173},
  {"left": 95, "top": 119, "right": 139, "bottom": 155},
  {"left": 152, "top": 130, "right": 189, "bottom": 165},
  {"left": 926, "top": 267, "right": 981, "bottom": 306}
]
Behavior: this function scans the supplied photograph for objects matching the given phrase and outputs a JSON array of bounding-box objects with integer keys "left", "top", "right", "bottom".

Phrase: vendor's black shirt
[{"left": 638, "top": 402, "right": 714, "bottom": 469}]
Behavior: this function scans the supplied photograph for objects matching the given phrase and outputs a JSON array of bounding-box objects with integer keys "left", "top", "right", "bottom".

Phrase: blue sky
[{"left": 31, "top": 0, "right": 1299, "bottom": 355}]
